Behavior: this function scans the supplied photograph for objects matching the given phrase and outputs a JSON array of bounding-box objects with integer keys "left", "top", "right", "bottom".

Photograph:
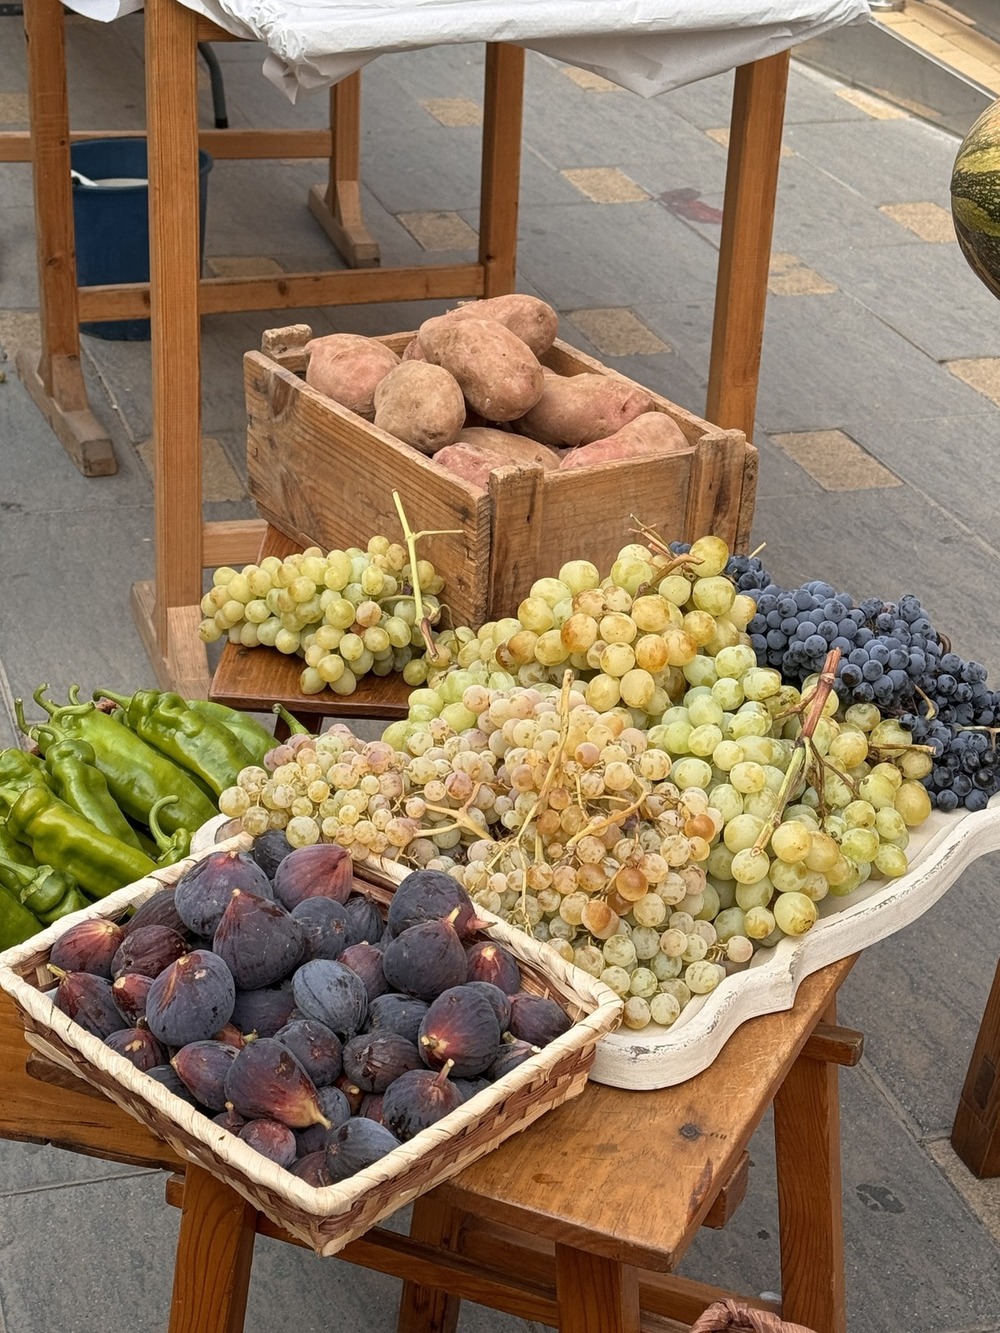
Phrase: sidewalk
[{"left": 2, "top": 15, "right": 1000, "bottom": 1331}]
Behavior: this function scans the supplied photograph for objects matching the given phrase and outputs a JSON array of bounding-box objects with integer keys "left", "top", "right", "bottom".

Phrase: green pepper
[
  {"left": 0, "top": 855, "right": 79, "bottom": 917},
  {"left": 0, "top": 878, "right": 42, "bottom": 950},
  {"left": 0, "top": 748, "right": 52, "bottom": 795},
  {"left": 37, "top": 726, "right": 144, "bottom": 850},
  {"left": 0, "top": 784, "right": 157, "bottom": 900},
  {"left": 95, "top": 687, "right": 255, "bottom": 798},
  {"left": 0, "top": 821, "right": 38, "bottom": 875},
  {"left": 185, "top": 699, "right": 274, "bottom": 766},
  {"left": 272, "top": 703, "right": 314, "bottom": 737},
  {"left": 147, "top": 795, "right": 192, "bottom": 867},
  {"left": 36, "top": 886, "right": 90, "bottom": 925},
  {"left": 20, "top": 689, "right": 215, "bottom": 836}
]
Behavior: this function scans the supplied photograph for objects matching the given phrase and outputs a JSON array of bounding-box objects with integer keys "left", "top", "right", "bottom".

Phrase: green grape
[
  {"left": 649, "top": 991, "right": 682, "bottom": 1026},
  {"left": 770, "top": 820, "right": 812, "bottom": 863},
  {"left": 559, "top": 560, "right": 601, "bottom": 594},
  {"left": 629, "top": 967, "right": 659, "bottom": 999},
  {"left": 743, "top": 905, "right": 776, "bottom": 939},
  {"left": 622, "top": 996, "right": 652, "bottom": 1030},
  {"left": 731, "top": 847, "right": 771, "bottom": 885},
  {"left": 599, "top": 966, "right": 632, "bottom": 997},
  {"left": 724, "top": 812, "right": 765, "bottom": 853},
  {"left": 691, "top": 576, "right": 735, "bottom": 617},
  {"left": 841, "top": 827, "right": 879, "bottom": 864},
  {"left": 735, "top": 878, "right": 774, "bottom": 911},
  {"left": 772, "top": 891, "right": 818, "bottom": 936},
  {"left": 713, "top": 906, "right": 747, "bottom": 943},
  {"left": 874, "top": 843, "right": 908, "bottom": 878},
  {"left": 672, "top": 757, "right": 713, "bottom": 790},
  {"left": 685, "top": 960, "right": 725, "bottom": 994},
  {"left": 687, "top": 535, "right": 730, "bottom": 578}
]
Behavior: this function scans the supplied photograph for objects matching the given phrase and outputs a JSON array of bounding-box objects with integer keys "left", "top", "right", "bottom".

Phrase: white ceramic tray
[{"left": 192, "top": 801, "right": 1000, "bottom": 1090}]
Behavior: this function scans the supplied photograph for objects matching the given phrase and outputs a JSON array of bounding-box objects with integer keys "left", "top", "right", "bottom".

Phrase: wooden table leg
[
  {"left": 137, "top": 0, "right": 212, "bottom": 699},
  {"left": 18, "top": 0, "right": 116, "bottom": 477},
  {"left": 396, "top": 1193, "right": 462, "bottom": 1333},
  {"left": 952, "top": 958, "right": 1000, "bottom": 1178},
  {"left": 308, "top": 73, "right": 382, "bottom": 268},
  {"left": 554, "top": 1244, "right": 640, "bottom": 1333},
  {"left": 706, "top": 49, "right": 790, "bottom": 442},
  {"left": 773, "top": 1018, "right": 846, "bottom": 1333},
  {"left": 479, "top": 44, "right": 525, "bottom": 297},
  {"left": 168, "top": 1165, "right": 257, "bottom": 1333}
]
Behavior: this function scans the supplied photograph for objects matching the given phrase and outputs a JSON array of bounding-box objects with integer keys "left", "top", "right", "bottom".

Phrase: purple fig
[
  {"left": 364, "top": 993, "right": 429, "bottom": 1045},
  {"left": 294, "top": 1085, "right": 352, "bottom": 1155},
  {"left": 105, "top": 1027, "right": 167, "bottom": 1072},
  {"left": 238, "top": 1118, "right": 297, "bottom": 1168},
  {"left": 213, "top": 1107, "right": 246, "bottom": 1134},
  {"left": 291, "top": 1151, "right": 331, "bottom": 1187},
  {"left": 343, "top": 1033, "right": 422, "bottom": 1093},
  {"left": 324, "top": 1118, "right": 401, "bottom": 1182},
  {"left": 334, "top": 1074, "right": 365, "bottom": 1116},
  {"left": 122, "top": 887, "right": 189, "bottom": 940},
  {"left": 465, "top": 940, "right": 521, "bottom": 995},
  {"left": 464, "top": 980, "right": 512, "bottom": 1032},
  {"left": 359, "top": 1093, "right": 385, "bottom": 1124},
  {"left": 386, "top": 870, "right": 480, "bottom": 942},
  {"left": 382, "top": 921, "right": 467, "bottom": 1002},
  {"left": 452, "top": 1077, "right": 491, "bottom": 1103},
  {"left": 111, "top": 924, "right": 189, "bottom": 980},
  {"left": 291, "top": 959, "right": 368, "bottom": 1039},
  {"left": 338, "top": 941, "right": 389, "bottom": 1002},
  {"left": 487, "top": 1039, "right": 540, "bottom": 1080},
  {"left": 252, "top": 829, "right": 293, "bottom": 879},
  {"left": 213, "top": 1023, "right": 247, "bottom": 1049},
  {"left": 174, "top": 850, "right": 273, "bottom": 937},
  {"left": 272, "top": 844, "right": 353, "bottom": 910},
  {"left": 50, "top": 919, "right": 124, "bottom": 979},
  {"left": 171, "top": 1040, "right": 240, "bottom": 1110},
  {"left": 382, "top": 1063, "right": 464, "bottom": 1142},
  {"left": 507, "top": 992, "right": 572, "bottom": 1047},
  {"left": 223, "top": 1037, "right": 330, "bottom": 1128},
  {"left": 343, "top": 895, "right": 385, "bottom": 947},
  {"left": 417, "top": 987, "right": 500, "bottom": 1078},
  {"left": 231, "top": 980, "right": 296, "bottom": 1038},
  {"left": 212, "top": 889, "right": 307, "bottom": 990},
  {"left": 50, "top": 970, "right": 125, "bottom": 1039},
  {"left": 146, "top": 1064, "right": 200, "bottom": 1105},
  {"left": 290, "top": 897, "right": 351, "bottom": 961},
  {"left": 145, "top": 950, "right": 236, "bottom": 1048},
  {"left": 273, "top": 1018, "right": 343, "bottom": 1087},
  {"left": 112, "top": 972, "right": 154, "bottom": 1027}
]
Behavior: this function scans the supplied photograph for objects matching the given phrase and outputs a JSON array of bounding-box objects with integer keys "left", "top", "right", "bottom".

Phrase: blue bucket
[{"left": 71, "top": 139, "right": 213, "bottom": 341}]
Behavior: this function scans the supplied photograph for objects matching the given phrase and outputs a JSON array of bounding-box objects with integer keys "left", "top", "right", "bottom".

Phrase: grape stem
[
  {"left": 391, "top": 490, "right": 462, "bottom": 664},
  {"left": 751, "top": 648, "right": 842, "bottom": 856},
  {"left": 565, "top": 787, "right": 646, "bottom": 848}
]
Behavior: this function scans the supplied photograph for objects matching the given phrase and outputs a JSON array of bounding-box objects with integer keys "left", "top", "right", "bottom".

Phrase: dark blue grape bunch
[{"left": 725, "top": 552, "right": 772, "bottom": 592}]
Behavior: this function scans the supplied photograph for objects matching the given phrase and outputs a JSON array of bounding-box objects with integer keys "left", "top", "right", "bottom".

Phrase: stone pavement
[{"left": 2, "top": 13, "right": 1000, "bottom": 1332}]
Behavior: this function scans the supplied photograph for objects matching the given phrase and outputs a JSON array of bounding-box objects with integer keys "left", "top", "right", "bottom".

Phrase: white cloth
[{"left": 63, "top": 0, "right": 871, "bottom": 101}]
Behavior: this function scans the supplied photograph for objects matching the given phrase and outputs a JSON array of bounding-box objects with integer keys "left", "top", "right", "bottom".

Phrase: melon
[{"left": 951, "top": 97, "right": 1000, "bottom": 301}]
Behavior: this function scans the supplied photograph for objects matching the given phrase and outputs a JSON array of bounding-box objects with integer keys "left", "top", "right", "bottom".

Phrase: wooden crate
[{"left": 245, "top": 324, "right": 758, "bottom": 628}]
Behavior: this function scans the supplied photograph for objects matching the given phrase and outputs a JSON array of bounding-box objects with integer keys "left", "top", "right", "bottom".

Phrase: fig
[
  {"left": 364, "top": 993, "right": 430, "bottom": 1044},
  {"left": 452, "top": 1077, "right": 491, "bottom": 1103},
  {"left": 145, "top": 950, "right": 236, "bottom": 1048},
  {"left": 213, "top": 1107, "right": 246, "bottom": 1133},
  {"left": 146, "top": 1064, "right": 200, "bottom": 1105},
  {"left": 382, "top": 1063, "right": 464, "bottom": 1142},
  {"left": 291, "top": 1151, "right": 331, "bottom": 1187},
  {"left": 51, "top": 970, "right": 125, "bottom": 1039},
  {"left": 343, "top": 895, "right": 385, "bottom": 946},
  {"left": 343, "top": 1033, "right": 422, "bottom": 1093},
  {"left": 171, "top": 1039, "right": 240, "bottom": 1110},
  {"left": 294, "top": 1085, "right": 352, "bottom": 1155},
  {"left": 465, "top": 940, "right": 521, "bottom": 995},
  {"left": 174, "top": 850, "right": 273, "bottom": 936},
  {"left": 507, "top": 992, "right": 572, "bottom": 1047},
  {"left": 105, "top": 1027, "right": 167, "bottom": 1072},
  {"left": 382, "top": 920, "right": 467, "bottom": 1002},
  {"left": 50, "top": 919, "right": 124, "bottom": 979},
  {"left": 291, "top": 959, "right": 368, "bottom": 1039},
  {"left": 112, "top": 972, "right": 154, "bottom": 1027},
  {"left": 465, "top": 980, "right": 512, "bottom": 1032},
  {"left": 334, "top": 1074, "right": 365, "bottom": 1116},
  {"left": 488, "top": 1039, "right": 540, "bottom": 1080},
  {"left": 359, "top": 1093, "right": 386, "bottom": 1124},
  {"left": 213, "top": 890, "right": 307, "bottom": 990},
  {"left": 290, "top": 898, "right": 350, "bottom": 961},
  {"left": 252, "top": 828, "right": 293, "bottom": 879},
  {"left": 386, "top": 870, "right": 479, "bottom": 942},
  {"left": 223, "top": 1037, "right": 330, "bottom": 1128},
  {"left": 111, "top": 924, "right": 189, "bottom": 980},
  {"left": 274, "top": 1018, "right": 343, "bottom": 1087},
  {"left": 239, "top": 1118, "right": 297, "bottom": 1168},
  {"left": 338, "top": 941, "right": 389, "bottom": 1002},
  {"left": 324, "top": 1118, "right": 401, "bottom": 1183},
  {"left": 213, "top": 1023, "right": 247, "bottom": 1049},
  {"left": 231, "top": 980, "right": 296, "bottom": 1038},
  {"left": 122, "top": 887, "right": 189, "bottom": 940},
  {"left": 418, "top": 987, "right": 500, "bottom": 1078},
  {"left": 272, "top": 843, "right": 353, "bottom": 910}
]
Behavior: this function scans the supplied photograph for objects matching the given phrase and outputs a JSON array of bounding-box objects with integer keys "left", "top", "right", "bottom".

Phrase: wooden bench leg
[
  {"left": 308, "top": 72, "right": 381, "bottom": 268},
  {"left": 168, "top": 1165, "right": 257, "bottom": 1333},
  {"left": 18, "top": 0, "right": 116, "bottom": 476},
  {"left": 773, "top": 1017, "right": 846, "bottom": 1333},
  {"left": 952, "top": 958, "right": 1000, "bottom": 1178},
  {"left": 479, "top": 44, "right": 525, "bottom": 297},
  {"left": 554, "top": 1244, "right": 640, "bottom": 1333},
  {"left": 396, "top": 1193, "right": 462, "bottom": 1333}
]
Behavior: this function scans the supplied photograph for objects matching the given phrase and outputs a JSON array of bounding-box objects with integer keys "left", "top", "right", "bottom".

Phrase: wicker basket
[
  {"left": 0, "top": 833, "right": 623, "bottom": 1256},
  {"left": 689, "top": 1302, "right": 818, "bottom": 1333}
]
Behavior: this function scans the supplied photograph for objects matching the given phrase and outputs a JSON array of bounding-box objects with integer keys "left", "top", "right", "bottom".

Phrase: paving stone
[
  {"left": 559, "top": 65, "right": 619, "bottom": 93},
  {"left": 560, "top": 167, "right": 649, "bottom": 204},
  {"left": 0, "top": 205, "right": 38, "bottom": 308},
  {"left": 925, "top": 1139, "right": 1000, "bottom": 1249},
  {"left": 397, "top": 210, "right": 478, "bottom": 251},
  {"left": 136, "top": 435, "right": 247, "bottom": 503},
  {"left": 206, "top": 255, "right": 286, "bottom": 279},
  {"left": 705, "top": 126, "right": 795, "bottom": 157},
  {"left": 946, "top": 356, "right": 1000, "bottom": 406},
  {"left": 0, "top": 1140, "right": 150, "bottom": 1195},
  {"left": 767, "top": 252, "right": 837, "bottom": 296},
  {"left": 566, "top": 307, "right": 669, "bottom": 355},
  {"left": 752, "top": 430, "right": 827, "bottom": 500},
  {"left": 769, "top": 429, "right": 902, "bottom": 490},
  {"left": 420, "top": 97, "right": 483, "bottom": 127},
  {"left": 0, "top": 308, "right": 40, "bottom": 361},
  {"left": 835, "top": 86, "right": 909, "bottom": 120},
  {"left": 0, "top": 160, "right": 31, "bottom": 212},
  {"left": 879, "top": 201, "right": 958, "bottom": 243},
  {"left": 0, "top": 91, "right": 29, "bottom": 126}
]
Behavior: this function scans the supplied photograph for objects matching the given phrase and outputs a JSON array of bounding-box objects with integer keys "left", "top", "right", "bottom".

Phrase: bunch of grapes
[{"left": 198, "top": 538, "right": 445, "bottom": 697}]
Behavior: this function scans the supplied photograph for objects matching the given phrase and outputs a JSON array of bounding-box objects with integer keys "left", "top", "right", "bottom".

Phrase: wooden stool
[{"left": 952, "top": 959, "right": 1000, "bottom": 1177}]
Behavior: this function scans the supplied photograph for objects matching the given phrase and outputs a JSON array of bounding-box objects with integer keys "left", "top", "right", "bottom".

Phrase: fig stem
[{"left": 434, "top": 1059, "right": 455, "bottom": 1086}]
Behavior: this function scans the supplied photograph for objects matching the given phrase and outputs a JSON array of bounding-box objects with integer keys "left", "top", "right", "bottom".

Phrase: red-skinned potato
[
  {"left": 372, "top": 362, "right": 466, "bottom": 454},
  {"left": 454, "top": 427, "right": 561, "bottom": 469},
  {"left": 558, "top": 412, "right": 689, "bottom": 469},
  {"left": 517, "top": 372, "right": 654, "bottom": 447},
  {"left": 417, "top": 319, "right": 544, "bottom": 422},
  {"left": 304, "top": 334, "right": 399, "bottom": 419},
  {"left": 418, "top": 295, "right": 558, "bottom": 357}
]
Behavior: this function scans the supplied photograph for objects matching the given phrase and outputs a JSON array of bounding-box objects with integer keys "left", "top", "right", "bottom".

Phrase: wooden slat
[
  {"left": 802, "top": 1023, "right": 864, "bottom": 1068},
  {"left": 168, "top": 1165, "right": 257, "bottom": 1333},
  {"left": 479, "top": 45, "right": 525, "bottom": 296},
  {"left": 0, "top": 129, "right": 335, "bottom": 163},
  {"left": 952, "top": 958, "right": 1000, "bottom": 1177},
  {"left": 556, "top": 1245, "right": 641, "bottom": 1333},
  {"left": 202, "top": 518, "right": 269, "bottom": 569},
  {"left": 397, "top": 1194, "right": 462, "bottom": 1333},
  {"left": 683, "top": 432, "right": 755, "bottom": 546},
  {"left": 701, "top": 1150, "right": 749, "bottom": 1229},
  {"left": 487, "top": 463, "right": 546, "bottom": 618},
  {"left": 308, "top": 74, "right": 381, "bottom": 268}
]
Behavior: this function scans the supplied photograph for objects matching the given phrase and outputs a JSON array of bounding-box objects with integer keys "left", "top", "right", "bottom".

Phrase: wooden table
[
  {"left": 0, "top": 955, "right": 861, "bottom": 1333},
  {"left": 7, "top": 0, "right": 790, "bottom": 700}
]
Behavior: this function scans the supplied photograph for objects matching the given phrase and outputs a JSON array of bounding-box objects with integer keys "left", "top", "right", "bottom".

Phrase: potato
[
  {"left": 558, "top": 413, "right": 689, "bottom": 469},
  {"left": 401, "top": 337, "right": 426, "bottom": 362},
  {"left": 304, "top": 334, "right": 399, "bottom": 419},
  {"left": 419, "top": 295, "right": 558, "bottom": 357},
  {"left": 432, "top": 443, "right": 500, "bottom": 492},
  {"left": 417, "top": 319, "right": 545, "bottom": 422},
  {"left": 517, "top": 372, "right": 654, "bottom": 447},
  {"left": 455, "top": 427, "right": 561, "bottom": 469},
  {"left": 372, "top": 362, "right": 466, "bottom": 454}
]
